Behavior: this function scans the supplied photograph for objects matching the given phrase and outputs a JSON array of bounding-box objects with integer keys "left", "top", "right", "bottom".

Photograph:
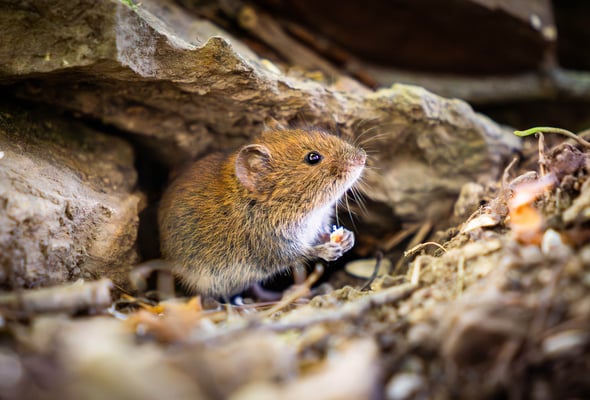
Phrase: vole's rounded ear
[{"left": 235, "top": 144, "right": 272, "bottom": 192}]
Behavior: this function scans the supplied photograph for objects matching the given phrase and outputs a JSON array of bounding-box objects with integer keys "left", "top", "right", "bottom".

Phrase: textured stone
[
  {"left": 0, "top": 0, "right": 520, "bottom": 226},
  {"left": 359, "top": 85, "right": 521, "bottom": 221},
  {"left": 0, "top": 102, "right": 142, "bottom": 287}
]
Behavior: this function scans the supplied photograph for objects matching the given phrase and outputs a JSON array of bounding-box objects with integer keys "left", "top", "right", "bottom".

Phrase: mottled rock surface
[
  {"left": 358, "top": 85, "right": 521, "bottom": 221},
  {"left": 1, "top": 0, "right": 521, "bottom": 228},
  {"left": 0, "top": 103, "right": 142, "bottom": 287}
]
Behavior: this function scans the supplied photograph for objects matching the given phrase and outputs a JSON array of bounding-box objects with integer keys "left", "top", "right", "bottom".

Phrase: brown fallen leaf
[
  {"left": 125, "top": 296, "right": 213, "bottom": 343},
  {"left": 508, "top": 173, "right": 556, "bottom": 245}
]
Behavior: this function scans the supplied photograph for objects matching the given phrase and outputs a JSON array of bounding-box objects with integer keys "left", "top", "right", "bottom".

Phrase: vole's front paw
[
  {"left": 312, "top": 228, "right": 355, "bottom": 261},
  {"left": 337, "top": 228, "right": 355, "bottom": 253}
]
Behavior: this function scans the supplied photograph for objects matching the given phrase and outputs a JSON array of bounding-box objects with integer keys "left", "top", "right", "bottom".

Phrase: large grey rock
[
  {"left": 0, "top": 103, "right": 142, "bottom": 287},
  {"left": 358, "top": 85, "right": 522, "bottom": 221},
  {"left": 0, "top": 0, "right": 520, "bottom": 225}
]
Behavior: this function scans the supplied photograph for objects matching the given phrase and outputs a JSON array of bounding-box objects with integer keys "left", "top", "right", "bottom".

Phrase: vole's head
[{"left": 235, "top": 129, "right": 366, "bottom": 212}]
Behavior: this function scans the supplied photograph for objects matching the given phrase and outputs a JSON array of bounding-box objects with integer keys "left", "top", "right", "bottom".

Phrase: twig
[
  {"left": 258, "top": 264, "right": 324, "bottom": 318},
  {"left": 129, "top": 259, "right": 174, "bottom": 294},
  {"left": 501, "top": 157, "right": 519, "bottom": 190},
  {"left": 360, "top": 252, "right": 383, "bottom": 291},
  {"left": 382, "top": 223, "right": 422, "bottom": 253},
  {"left": 362, "top": 67, "right": 590, "bottom": 105},
  {"left": 197, "top": 283, "right": 418, "bottom": 344},
  {"left": 409, "top": 256, "right": 422, "bottom": 285},
  {"left": 537, "top": 132, "right": 547, "bottom": 176},
  {"left": 393, "top": 221, "right": 432, "bottom": 273},
  {"left": 0, "top": 278, "right": 113, "bottom": 315},
  {"left": 404, "top": 241, "right": 447, "bottom": 258},
  {"left": 260, "top": 283, "right": 418, "bottom": 333},
  {"left": 234, "top": 4, "right": 340, "bottom": 77}
]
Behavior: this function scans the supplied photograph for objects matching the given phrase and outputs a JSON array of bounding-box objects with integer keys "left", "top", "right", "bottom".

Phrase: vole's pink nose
[{"left": 352, "top": 148, "right": 367, "bottom": 167}]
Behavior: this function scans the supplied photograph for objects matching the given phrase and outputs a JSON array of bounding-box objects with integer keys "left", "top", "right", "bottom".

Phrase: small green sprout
[{"left": 514, "top": 126, "right": 590, "bottom": 149}]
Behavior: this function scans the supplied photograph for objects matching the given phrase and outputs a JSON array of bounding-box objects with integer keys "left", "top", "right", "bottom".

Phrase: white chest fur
[{"left": 300, "top": 203, "right": 335, "bottom": 247}]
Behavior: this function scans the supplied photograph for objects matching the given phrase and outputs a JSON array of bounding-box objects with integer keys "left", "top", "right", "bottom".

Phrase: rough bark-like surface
[
  {"left": 253, "top": 0, "right": 556, "bottom": 74},
  {"left": 0, "top": 102, "right": 142, "bottom": 287},
  {"left": 0, "top": 0, "right": 521, "bottom": 225}
]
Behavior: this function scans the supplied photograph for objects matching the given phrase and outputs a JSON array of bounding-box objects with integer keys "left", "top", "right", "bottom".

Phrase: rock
[
  {"left": 252, "top": 0, "right": 556, "bottom": 75},
  {"left": 1, "top": 0, "right": 287, "bottom": 167},
  {"left": 18, "top": 316, "right": 295, "bottom": 400},
  {"left": 172, "top": 333, "right": 297, "bottom": 399},
  {"left": 360, "top": 85, "right": 521, "bottom": 222},
  {"left": 345, "top": 258, "right": 392, "bottom": 279},
  {"left": 0, "top": 0, "right": 520, "bottom": 225},
  {"left": 232, "top": 339, "right": 379, "bottom": 400},
  {"left": 24, "top": 316, "right": 207, "bottom": 400},
  {"left": 0, "top": 102, "right": 142, "bottom": 288},
  {"left": 386, "top": 372, "right": 426, "bottom": 400}
]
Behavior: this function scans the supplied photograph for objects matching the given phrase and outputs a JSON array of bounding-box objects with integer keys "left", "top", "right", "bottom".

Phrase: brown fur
[{"left": 158, "top": 129, "right": 365, "bottom": 296}]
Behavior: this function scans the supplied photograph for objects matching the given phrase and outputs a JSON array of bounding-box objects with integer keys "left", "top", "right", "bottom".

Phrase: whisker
[
  {"left": 354, "top": 181, "right": 372, "bottom": 198},
  {"left": 357, "top": 131, "right": 394, "bottom": 148},
  {"left": 344, "top": 192, "right": 357, "bottom": 231},
  {"left": 353, "top": 122, "right": 381, "bottom": 146},
  {"left": 362, "top": 165, "right": 382, "bottom": 172},
  {"left": 351, "top": 118, "right": 379, "bottom": 136},
  {"left": 354, "top": 122, "right": 401, "bottom": 146},
  {"left": 350, "top": 188, "right": 368, "bottom": 216}
]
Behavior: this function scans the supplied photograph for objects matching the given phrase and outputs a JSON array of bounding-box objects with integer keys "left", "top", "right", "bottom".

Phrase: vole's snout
[{"left": 352, "top": 148, "right": 367, "bottom": 167}]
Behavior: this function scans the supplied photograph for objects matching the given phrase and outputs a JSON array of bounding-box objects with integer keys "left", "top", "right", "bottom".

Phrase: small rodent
[{"left": 158, "top": 129, "right": 366, "bottom": 297}]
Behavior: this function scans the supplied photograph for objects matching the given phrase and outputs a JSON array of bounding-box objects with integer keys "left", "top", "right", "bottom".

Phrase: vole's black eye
[{"left": 305, "top": 151, "right": 323, "bottom": 165}]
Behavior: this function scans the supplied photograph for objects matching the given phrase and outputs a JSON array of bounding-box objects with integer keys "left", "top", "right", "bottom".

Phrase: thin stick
[
  {"left": 258, "top": 264, "right": 324, "bottom": 318},
  {"left": 404, "top": 241, "right": 447, "bottom": 258},
  {"left": 382, "top": 223, "right": 422, "bottom": 253},
  {"left": 360, "top": 252, "right": 383, "bottom": 291},
  {"left": 501, "top": 157, "right": 519, "bottom": 189},
  {"left": 258, "top": 283, "right": 418, "bottom": 335},
  {"left": 409, "top": 256, "right": 422, "bottom": 285},
  {"left": 393, "top": 221, "right": 432, "bottom": 273},
  {"left": 0, "top": 279, "right": 113, "bottom": 315},
  {"left": 538, "top": 132, "right": 547, "bottom": 177}
]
